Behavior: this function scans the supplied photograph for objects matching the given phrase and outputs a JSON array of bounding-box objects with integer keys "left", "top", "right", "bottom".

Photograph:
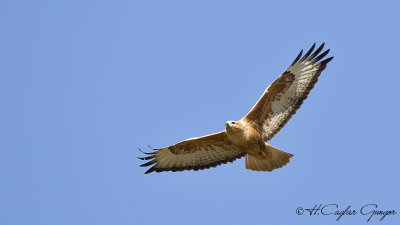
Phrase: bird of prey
[{"left": 139, "top": 43, "right": 333, "bottom": 174}]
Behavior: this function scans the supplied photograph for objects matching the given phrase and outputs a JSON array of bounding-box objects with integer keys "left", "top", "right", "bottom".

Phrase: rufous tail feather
[{"left": 245, "top": 144, "right": 293, "bottom": 171}]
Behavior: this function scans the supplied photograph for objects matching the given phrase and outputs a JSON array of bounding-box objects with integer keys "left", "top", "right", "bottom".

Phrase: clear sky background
[{"left": 1, "top": 0, "right": 400, "bottom": 225}]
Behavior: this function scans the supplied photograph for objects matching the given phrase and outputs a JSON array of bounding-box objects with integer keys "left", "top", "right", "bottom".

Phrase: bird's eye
[{"left": 231, "top": 122, "right": 235, "bottom": 124}]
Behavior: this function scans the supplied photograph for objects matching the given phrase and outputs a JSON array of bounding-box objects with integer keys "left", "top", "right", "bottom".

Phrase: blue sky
[{"left": 1, "top": 0, "right": 399, "bottom": 224}]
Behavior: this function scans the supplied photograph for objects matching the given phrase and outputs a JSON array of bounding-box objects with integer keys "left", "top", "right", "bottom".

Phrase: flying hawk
[{"left": 139, "top": 43, "right": 333, "bottom": 174}]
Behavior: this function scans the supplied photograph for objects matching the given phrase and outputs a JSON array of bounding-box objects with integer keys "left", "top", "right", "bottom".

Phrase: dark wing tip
[
  {"left": 140, "top": 159, "right": 157, "bottom": 167},
  {"left": 291, "top": 43, "right": 333, "bottom": 65},
  {"left": 148, "top": 145, "right": 161, "bottom": 150},
  {"left": 320, "top": 56, "right": 334, "bottom": 65},
  {"left": 139, "top": 146, "right": 161, "bottom": 173},
  {"left": 300, "top": 43, "right": 316, "bottom": 61},
  {"left": 308, "top": 43, "right": 325, "bottom": 60},
  {"left": 138, "top": 148, "right": 156, "bottom": 155},
  {"left": 138, "top": 155, "right": 155, "bottom": 160},
  {"left": 313, "top": 49, "right": 330, "bottom": 63},
  {"left": 145, "top": 166, "right": 157, "bottom": 174},
  {"left": 291, "top": 49, "right": 303, "bottom": 66}
]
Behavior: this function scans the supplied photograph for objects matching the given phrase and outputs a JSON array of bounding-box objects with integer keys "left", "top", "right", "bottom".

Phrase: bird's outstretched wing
[
  {"left": 139, "top": 131, "right": 245, "bottom": 174},
  {"left": 242, "top": 43, "right": 333, "bottom": 141}
]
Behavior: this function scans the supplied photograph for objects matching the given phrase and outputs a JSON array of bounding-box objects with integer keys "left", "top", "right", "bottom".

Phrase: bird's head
[{"left": 225, "top": 120, "right": 240, "bottom": 131}]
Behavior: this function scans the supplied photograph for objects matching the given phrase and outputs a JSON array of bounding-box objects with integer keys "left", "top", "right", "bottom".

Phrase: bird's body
[
  {"left": 226, "top": 120, "right": 265, "bottom": 157},
  {"left": 226, "top": 120, "right": 293, "bottom": 171},
  {"left": 139, "top": 43, "right": 333, "bottom": 174}
]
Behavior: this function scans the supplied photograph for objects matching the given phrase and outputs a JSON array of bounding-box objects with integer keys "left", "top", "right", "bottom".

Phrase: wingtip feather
[
  {"left": 308, "top": 43, "right": 325, "bottom": 60},
  {"left": 140, "top": 159, "right": 157, "bottom": 167},
  {"left": 138, "top": 155, "right": 155, "bottom": 160},
  {"left": 291, "top": 49, "right": 303, "bottom": 66},
  {"left": 300, "top": 43, "right": 316, "bottom": 61},
  {"left": 138, "top": 148, "right": 156, "bottom": 155},
  {"left": 320, "top": 56, "right": 334, "bottom": 64},
  {"left": 144, "top": 166, "right": 156, "bottom": 174},
  {"left": 312, "top": 49, "right": 330, "bottom": 62}
]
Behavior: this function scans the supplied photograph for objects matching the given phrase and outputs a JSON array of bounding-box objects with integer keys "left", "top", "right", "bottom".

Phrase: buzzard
[{"left": 139, "top": 43, "right": 333, "bottom": 174}]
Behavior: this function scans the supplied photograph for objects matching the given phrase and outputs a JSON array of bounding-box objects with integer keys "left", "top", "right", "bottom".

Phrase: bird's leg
[
  {"left": 253, "top": 152, "right": 264, "bottom": 160},
  {"left": 260, "top": 144, "right": 272, "bottom": 159},
  {"left": 261, "top": 150, "right": 269, "bottom": 158}
]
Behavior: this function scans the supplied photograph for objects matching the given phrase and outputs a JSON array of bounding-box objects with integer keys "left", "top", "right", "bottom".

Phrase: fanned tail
[{"left": 246, "top": 144, "right": 293, "bottom": 172}]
